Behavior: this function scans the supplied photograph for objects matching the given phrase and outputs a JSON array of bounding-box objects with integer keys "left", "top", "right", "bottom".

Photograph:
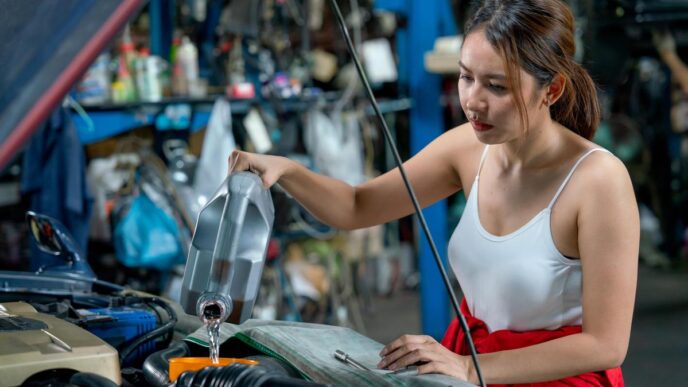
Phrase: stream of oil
[{"left": 207, "top": 319, "right": 222, "bottom": 364}]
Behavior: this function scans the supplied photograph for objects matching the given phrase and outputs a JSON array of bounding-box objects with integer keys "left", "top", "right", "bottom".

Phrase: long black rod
[{"left": 327, "top": 1, "right": 486, "bottom": 386}]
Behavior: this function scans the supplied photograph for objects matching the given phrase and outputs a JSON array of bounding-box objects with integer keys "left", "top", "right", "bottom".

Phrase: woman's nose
[
  {"left": 462, "top": 86, "right": 487, "bottom": 113},
  {"left": 465, "top": 97, "right": 487, "bottom": 114}
]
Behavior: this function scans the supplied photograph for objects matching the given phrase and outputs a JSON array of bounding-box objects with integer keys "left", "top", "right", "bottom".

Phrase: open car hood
[{"left": 0, "top": 0, "right": 144, "bottom": 170}]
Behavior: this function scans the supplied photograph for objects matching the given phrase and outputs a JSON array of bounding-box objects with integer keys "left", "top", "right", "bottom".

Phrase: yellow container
[{"left": 168, "top": 357, "right": 259, "bottom": 381}]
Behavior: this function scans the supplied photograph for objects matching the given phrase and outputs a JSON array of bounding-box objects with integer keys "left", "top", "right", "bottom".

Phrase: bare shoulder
[
  {"left": 571, "top": 145, "right": 637, "bottom": 219},
  {"left": 574, "top": 147, "right": 633, "bottom": 194}
]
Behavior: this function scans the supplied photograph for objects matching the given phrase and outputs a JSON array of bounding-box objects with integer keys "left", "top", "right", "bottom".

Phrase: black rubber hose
[
  {"left": 244, "top": 355, "right": 302, "bottom": 379},
  {"left": 142, "top": 340, "right": 191, "bottom": 387},
  {"left": 118, "top": 297, "right": 178, "bottom": 365},
  {"left": 175, "top": 364, "right": 328, "bottom": 387},
  {"left": 69, "top": 372, "right": 119, "bottom": 387}
]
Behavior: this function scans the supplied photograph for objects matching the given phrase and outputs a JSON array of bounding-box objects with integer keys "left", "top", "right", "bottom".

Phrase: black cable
[
  {"left": 118, "top": 297, "right": 178, "bottom": 365},
  {"left": 327, "top": 1, "right": 486, "bottom": 386},
  {"left": 145, "top": 299, "right": 172, "bottom": 345}
]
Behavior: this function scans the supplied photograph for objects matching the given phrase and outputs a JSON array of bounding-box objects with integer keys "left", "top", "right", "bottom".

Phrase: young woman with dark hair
[{"left": 229, "top": 1, "right": 638, "bottom": 385}]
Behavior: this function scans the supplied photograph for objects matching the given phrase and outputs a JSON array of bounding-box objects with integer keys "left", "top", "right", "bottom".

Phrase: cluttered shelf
[{"left": 71, "top": 94, "right": 413, "bottom": 145}]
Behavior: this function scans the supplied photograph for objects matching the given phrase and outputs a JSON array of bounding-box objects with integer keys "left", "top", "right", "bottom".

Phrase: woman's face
[{"left": 458, "top": 30, "right": 548, "bottom": 144}]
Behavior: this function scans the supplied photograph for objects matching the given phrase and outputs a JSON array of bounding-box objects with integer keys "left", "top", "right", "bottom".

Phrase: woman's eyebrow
[{"left": 458, "top": 61, "right": 506, "bottom": 80}]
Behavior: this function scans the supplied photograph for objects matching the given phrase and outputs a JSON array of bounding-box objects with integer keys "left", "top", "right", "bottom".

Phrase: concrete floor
[{"left": 361, "top": 264, "right": 688, "bottom": 386}]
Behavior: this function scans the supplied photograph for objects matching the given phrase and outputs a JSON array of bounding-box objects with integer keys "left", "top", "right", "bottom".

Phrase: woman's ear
[{"left": 545, "top": 74, "right": 566, "bottom": 106}]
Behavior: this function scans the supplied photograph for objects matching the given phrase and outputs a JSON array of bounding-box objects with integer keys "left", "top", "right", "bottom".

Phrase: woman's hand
[
  {"left": 228, "top": 150, "right": 293, "bottom": 188},
  {"left": 378, "top": 334, "right": 475, "bottom": 383}
]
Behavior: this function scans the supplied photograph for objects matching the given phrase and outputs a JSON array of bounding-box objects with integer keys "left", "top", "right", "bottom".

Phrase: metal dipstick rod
[{"left": 327, "top": 1, "right": 486, "bottom": 386}]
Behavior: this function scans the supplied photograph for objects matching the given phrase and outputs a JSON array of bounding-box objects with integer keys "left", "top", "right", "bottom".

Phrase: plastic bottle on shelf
[
  {"left": 170, "top": 34, "right": 181, "bottom": 66},
  {"left": 135, "top": 48, "right": 148, "bottom": 101},
  {"left": 178, "top": 36, "right": 201, "bottom": 97},
  {"left": 116, "top": 26, "right": 138, "bottom": 102},
  {"left": 121, "top": 25, "right": 138, "bottom": 75},
  {"left": 226, "top": 36, "right": 254, "bottom": 99},
  {"left": 111, "top": 81, "right": 126, "bottom": 103},
  {"left": 135, "top": 48, "right": 164, "bottom": 102},
  {"left": 171, "top": 36, "right": 188, "bottom": 96},
  {"left": 146, "top": 54, "right": 164, "bottom": 102},
  {"left": 76, "top": 53, "right": 111, "bottom": 105},
  {"left": 113, "top": 55, "right": 136, "bottom": 103}
]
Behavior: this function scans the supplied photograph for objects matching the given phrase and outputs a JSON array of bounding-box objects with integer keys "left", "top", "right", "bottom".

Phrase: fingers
[
  {"left": 227, "top": 150, "right": 277, "bottom": 188},
  {"left": 378, "top": 335, "right": 471, "bottom": 380},
  {"left": 385, "top": 348, "right": 467, "bottom": 379},
  {"left": 228, "top": 150, "right": 257, "bottom": 174},
  {"left": 378, "top": 335, "right": 438, "bottom": 370},
  {"left": 380, "top": 335, "right": 434, "bottom": 357},
  {"left": 228, "top": 150, "right": 243, "bottom": 173},
  {"left": 382, "top": 347, "right": 427, "bottom": 370}
]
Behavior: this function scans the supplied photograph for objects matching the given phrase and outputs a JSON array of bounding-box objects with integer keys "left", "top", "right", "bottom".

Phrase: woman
[{"left": 229, "top": 0, "right": 638, "bottom": 385}]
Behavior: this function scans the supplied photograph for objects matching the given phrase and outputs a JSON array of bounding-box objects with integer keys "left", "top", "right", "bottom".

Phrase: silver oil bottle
[{"left": 180, "top": 172, "right": 274, "bottom": 324}]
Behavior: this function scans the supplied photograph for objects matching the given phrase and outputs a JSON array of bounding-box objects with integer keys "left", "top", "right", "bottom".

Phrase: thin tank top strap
[
  {"left": 475, "top": 145, "right": 490, "bottom": 181},
  {"left": 547, "top": 148, "right": 612, "bottom": 209}
]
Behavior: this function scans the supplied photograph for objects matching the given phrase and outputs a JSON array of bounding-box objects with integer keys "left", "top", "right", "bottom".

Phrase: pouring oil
[
  {"left": 207, "top": 319, "right": 222, "bottom": 364},
  {"left": 201, "top": 302, "right": 225, "bottom": 364}
]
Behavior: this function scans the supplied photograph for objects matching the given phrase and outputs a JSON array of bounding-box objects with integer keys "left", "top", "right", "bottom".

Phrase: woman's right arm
[{"left": 229, "top": 124, "right": 473, "bottom": 230}]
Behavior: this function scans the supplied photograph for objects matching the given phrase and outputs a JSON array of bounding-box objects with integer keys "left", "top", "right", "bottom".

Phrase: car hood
[{"left": 0, "top": 0, "right": 144, "bottom": 170}]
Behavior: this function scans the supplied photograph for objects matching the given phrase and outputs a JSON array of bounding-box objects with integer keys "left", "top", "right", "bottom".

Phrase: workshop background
[{"left": 1, "top": 0, "right": 687, "bottom": 386}]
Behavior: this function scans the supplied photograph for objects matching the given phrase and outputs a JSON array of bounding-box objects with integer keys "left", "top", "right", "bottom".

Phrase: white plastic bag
[
  {"left": 304, "top": 109, "right": 365, "bottom": 186},
  {"left": 193, "top": 98, "right": 236, "bottom": 205}
]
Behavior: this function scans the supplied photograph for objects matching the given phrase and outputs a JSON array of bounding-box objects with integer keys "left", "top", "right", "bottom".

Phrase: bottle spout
[{"left": 196, "top": 293, "right": 232, "bottom": 324}]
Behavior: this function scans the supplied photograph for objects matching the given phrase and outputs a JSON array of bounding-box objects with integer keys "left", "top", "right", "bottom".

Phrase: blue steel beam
[
  {"left": 149, "top": 0, "right": 174, "bottom": 60},
  {"left": 373, "top": 0, "right": 408, "bottom": 14},
  {"left": 408, "top": 0, "right": 451, "bottom": 340},
  {"left": 375, "top": 0, "right": 457, "bottom": 339}
]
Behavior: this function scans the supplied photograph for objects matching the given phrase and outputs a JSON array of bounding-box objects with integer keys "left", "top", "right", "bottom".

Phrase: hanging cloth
[{"left": 20, "top": 107, "right": 93, "bottom": 270}]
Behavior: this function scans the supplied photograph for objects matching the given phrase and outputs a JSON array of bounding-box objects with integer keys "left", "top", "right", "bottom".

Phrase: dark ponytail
[
  {"left": 551, "top": 62, "right": 600, "bottom": 140},
  {"left": 465, "top": 0, "right": 600, "bottom": 140}
]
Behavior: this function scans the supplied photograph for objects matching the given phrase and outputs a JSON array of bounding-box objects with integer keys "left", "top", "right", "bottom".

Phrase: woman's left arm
[{"left": 379, "top": 154, "right": 639, "bottom": 385}]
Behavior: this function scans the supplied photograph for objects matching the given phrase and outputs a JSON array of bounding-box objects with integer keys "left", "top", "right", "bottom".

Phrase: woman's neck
[{"left": 496, "top": 117, "right": 564, "bottom": 173}]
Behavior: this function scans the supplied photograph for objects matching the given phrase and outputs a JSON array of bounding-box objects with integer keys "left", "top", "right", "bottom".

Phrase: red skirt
[{"left": 441, "top": 300, "right": 624, "bottom": 387}]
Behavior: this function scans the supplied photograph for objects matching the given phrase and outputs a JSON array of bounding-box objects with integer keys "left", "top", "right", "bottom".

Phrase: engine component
[
  {"left": 0, "top": 302, "right": 120, "bottom": 386},
  {"left": 79, "top": 306, "right": 158, "bottom": 366},
  {"left": 176, "top": 362, "right": 328, "bottom": 387},
  {"left": 143, "top": 341, "right": 192, "bottom": 387}
]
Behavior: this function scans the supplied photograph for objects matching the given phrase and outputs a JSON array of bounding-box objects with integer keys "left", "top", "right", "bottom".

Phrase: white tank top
[{"left": 448, "top": 145, "right": 611, "bottom": 333}]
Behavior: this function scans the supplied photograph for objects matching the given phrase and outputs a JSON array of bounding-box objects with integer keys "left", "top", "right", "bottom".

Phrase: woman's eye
[
  {"left": 489, "top": 83, "right": 506, "bottom": 92},
  {"left": 459, "top": 74, "right": 473, "bottom": 81}
]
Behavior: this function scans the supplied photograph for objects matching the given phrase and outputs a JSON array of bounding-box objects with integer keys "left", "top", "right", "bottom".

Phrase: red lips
[{"left": 470, "top": 119, "right": 494, "bottom": 132}]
